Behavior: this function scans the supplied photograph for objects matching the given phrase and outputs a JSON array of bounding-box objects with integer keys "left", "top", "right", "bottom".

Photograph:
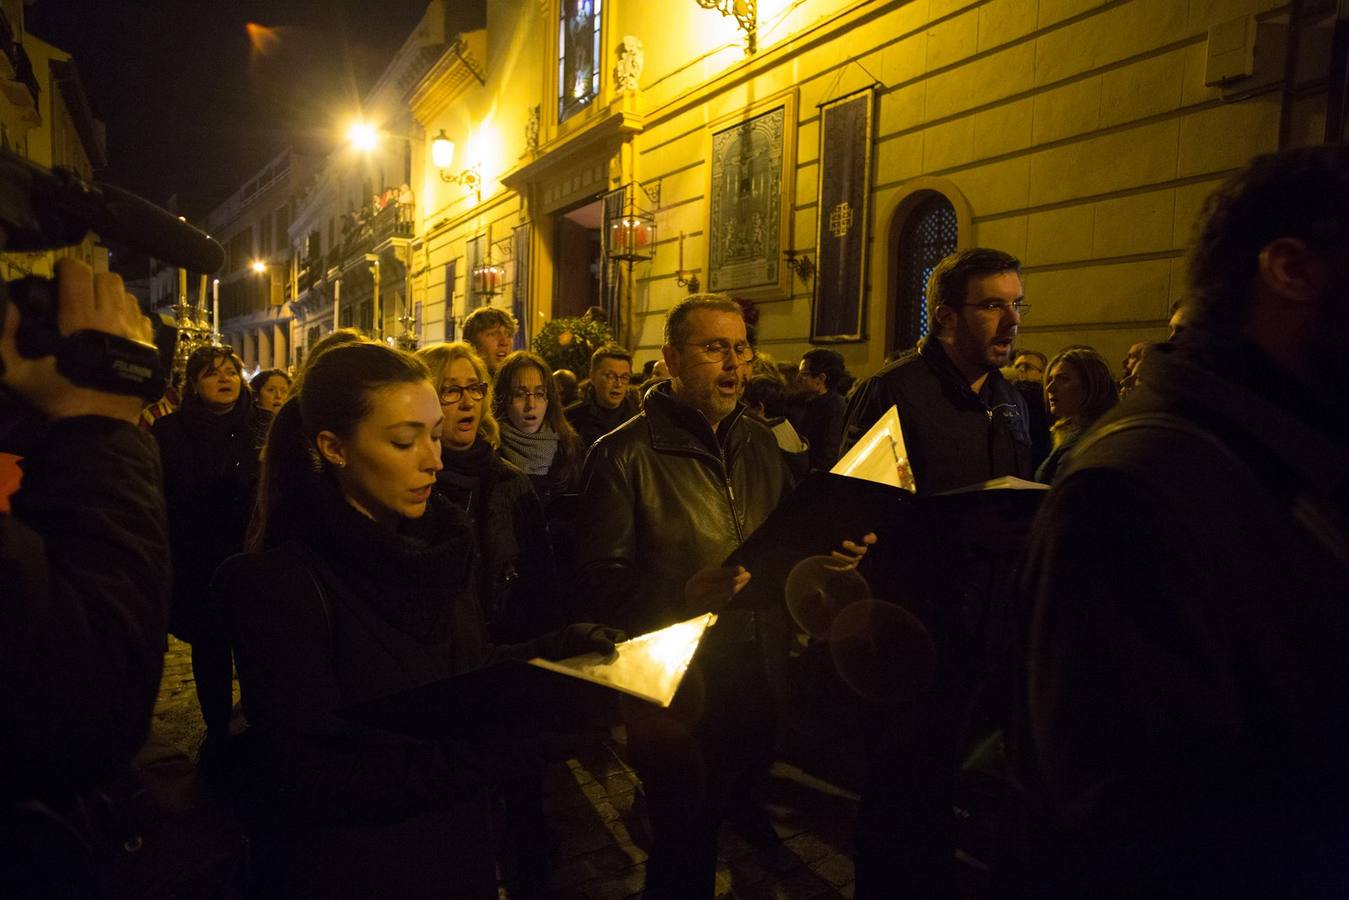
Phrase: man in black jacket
[
  {"left": 575, "top": 295, "right": 859, "bottom": 898},
  {"left": 841, "top": 247, "right": 1032, "bottom": 494},
  {"left": 0, "top": 260, "right": 170, "bottom": 895},
  {"left": 565, "top": 343, "right": 639, "bottom": 450},
  {"left": 1022, "top": 145, "right": 1349, "bottom": 895},
  {"left": 842, "top": 248, "right": 1033, "bottom": 896},
  {"left": 795, "top": 347, "right": 848, "bottom": 471}
]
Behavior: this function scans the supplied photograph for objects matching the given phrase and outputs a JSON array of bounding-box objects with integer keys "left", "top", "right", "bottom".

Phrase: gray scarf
[{"left": 498, "top": 421, "right": 560, "bottom": 476}]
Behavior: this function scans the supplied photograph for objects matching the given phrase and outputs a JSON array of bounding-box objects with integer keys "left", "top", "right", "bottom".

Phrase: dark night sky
[{"left": 27, "top": 0, "right": 429, "bottom": 219}]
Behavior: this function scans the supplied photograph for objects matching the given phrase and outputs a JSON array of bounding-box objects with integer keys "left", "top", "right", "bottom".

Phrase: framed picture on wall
[
  {"left": 811, "top": 85, "right": 876, "bottom": 342},
  {"left": 705, "top": 90, "right": 798, "bottom": 300}
]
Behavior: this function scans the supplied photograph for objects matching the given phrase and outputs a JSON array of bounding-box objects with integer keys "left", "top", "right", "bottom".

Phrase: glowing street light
[
  {"left": 347, "top": 121, "right": 378, "bottom": 152},
  {"left": 250, "top": 259, "right": 268, "bottom": 274}
]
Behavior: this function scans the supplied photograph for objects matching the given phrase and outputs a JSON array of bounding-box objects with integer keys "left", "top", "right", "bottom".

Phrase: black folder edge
[
  {"left": 723, "top": 472, "right": 911, "bottom": 611},
  {"left": 722, "top": 472, "right": 1050, "bottom": 612}
]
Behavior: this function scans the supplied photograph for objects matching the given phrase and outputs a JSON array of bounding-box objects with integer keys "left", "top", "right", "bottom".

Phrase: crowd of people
[{"left": 4, "top": 145, "right": 1349, "bottom": 898}]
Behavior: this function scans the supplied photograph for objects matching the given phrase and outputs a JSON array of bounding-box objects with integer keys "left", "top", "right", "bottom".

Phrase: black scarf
[
  {"left": 306, "top": 477, "right": 477, "bottom": 644},
  {"left": 436, "top": 437, "right": 497, "bottom": 523}
]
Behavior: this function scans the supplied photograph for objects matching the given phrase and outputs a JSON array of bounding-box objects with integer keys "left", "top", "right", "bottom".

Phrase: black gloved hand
[{"left": 549, "top": 622, "right": 627, "bottom": 660}]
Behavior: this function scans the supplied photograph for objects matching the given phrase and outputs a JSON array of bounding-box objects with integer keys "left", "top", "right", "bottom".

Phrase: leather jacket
[{"left": 572, "top": 380, "right": 789, "bottom": 635}]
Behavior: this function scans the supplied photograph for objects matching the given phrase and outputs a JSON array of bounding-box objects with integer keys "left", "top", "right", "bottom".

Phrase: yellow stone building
[{"left": 288, "top": 0, "right": 1345, "bottom": 376}]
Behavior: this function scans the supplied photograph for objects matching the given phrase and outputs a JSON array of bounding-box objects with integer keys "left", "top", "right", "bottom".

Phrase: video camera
[{"left": 0, "top": 148, "right": 224, "bottom": 401}]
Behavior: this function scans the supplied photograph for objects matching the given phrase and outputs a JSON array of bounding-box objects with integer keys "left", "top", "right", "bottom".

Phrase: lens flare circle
[
  {"left": 785, "top": 555, "right": 871, "bottom": 639},
  {"left": 829, "top": 599, "right": 936, "bottom": 704}
]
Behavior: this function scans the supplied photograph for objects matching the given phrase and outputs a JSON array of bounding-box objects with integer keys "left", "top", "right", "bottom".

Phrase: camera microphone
[{"left": 0, "top": 150, "right": 224, "bottom": 273}]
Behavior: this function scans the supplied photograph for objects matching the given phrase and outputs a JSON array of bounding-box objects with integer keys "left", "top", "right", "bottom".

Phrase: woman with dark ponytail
[{"left": 216, "top": 342, "right": 617, "bottom": 898}]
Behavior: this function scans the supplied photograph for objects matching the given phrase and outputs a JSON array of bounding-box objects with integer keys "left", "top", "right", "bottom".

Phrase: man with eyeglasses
[
  {"left": 565, "top": 344, "right": 639, "bottom": 449},
  {"left": 796, "top": 348, "right": 850, "bottom": 471},
  {"left": 573, "top": 294, "right": 869, "bottom": 898},
  {"left": 842, "top": 247, "right": 1033, "bottom": 493},
  {"left": 840, "top": 248, "right": 1033, "bottom": 897}
]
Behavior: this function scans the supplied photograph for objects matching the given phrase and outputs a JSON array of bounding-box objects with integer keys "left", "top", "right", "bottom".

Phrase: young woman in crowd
[
  {"left": 491, "top": 350, "right": 583, "bottom": 513},
  {"left": 250, "top": 367, "right": 292, "bottom": 414},
  {"left": 1035, "top": 346, "right": 1118, "bottom": 483},
  {"left": 217, "top": 342, "right": 615, "bottom": 897},
  {"left": 152, "top": 345, "right": 271, "bottom": 764}
]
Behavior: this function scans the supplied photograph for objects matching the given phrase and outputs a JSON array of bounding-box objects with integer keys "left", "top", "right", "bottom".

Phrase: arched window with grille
[{"left": 891, "top": 192, "right": 957, "bottom": 352}]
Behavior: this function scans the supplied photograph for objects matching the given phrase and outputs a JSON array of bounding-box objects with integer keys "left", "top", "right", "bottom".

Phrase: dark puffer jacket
[
  {"left": 572, "top": 381, "right": 789, "bottom": 635},
  {"left": 840, "top": 338, "right": 1032, "bottom": 494},
  {"left": 2, "top": 417, "right": 169, "bottom": 896},
  {"left": 152, "top": 390, "right": 270, "bottom": 640}
]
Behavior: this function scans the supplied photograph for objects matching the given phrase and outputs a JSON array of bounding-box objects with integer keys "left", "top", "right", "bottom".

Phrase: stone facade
[{"left": 274, "top": 0, "right": 1344, "bottom": 376}]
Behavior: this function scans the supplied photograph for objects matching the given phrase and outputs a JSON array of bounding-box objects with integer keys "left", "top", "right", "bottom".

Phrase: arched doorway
[{"left": 889, "top": 191, "right": 957, "bottom": 353}]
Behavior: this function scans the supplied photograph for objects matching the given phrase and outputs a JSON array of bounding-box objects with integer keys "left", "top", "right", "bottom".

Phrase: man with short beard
[
  {"left": 841, "top": 247, "right": 1032, "bottom": 493},
  {"left": 838, "top": 248, "right": 1032, "bottom": 897},
  {"left": 571, "top": 295, "right": 792, "bottom": 898}
]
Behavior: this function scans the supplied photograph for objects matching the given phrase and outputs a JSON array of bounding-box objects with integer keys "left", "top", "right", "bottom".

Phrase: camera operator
[{"left": 0, "top": 258, "right": 170, "bottom": 895}]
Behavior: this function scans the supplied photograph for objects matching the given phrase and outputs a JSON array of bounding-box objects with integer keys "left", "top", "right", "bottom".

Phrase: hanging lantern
[
  {"left": 472, "top": 262, "right": 504, "bottom": 296},
  {"left": 607, "top": 184, "right": 656, "bottom": 262}
]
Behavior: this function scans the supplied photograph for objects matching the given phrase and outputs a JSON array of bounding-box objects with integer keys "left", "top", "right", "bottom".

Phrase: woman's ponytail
[{"left": 246, "top": 396, "right": 316, "bottom": 552}]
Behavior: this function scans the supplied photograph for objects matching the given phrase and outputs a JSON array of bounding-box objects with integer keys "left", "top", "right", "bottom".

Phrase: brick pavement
[{"left": 151, "top": 638, "right": 859, "bottom": 899}]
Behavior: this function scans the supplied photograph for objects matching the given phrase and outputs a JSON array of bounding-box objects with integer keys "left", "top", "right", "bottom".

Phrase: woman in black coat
[
  {"left": 151, "top": 345, "right": 269, "bottom": 757},
  {"left": 216, "top": 343, "right": 614, "bottom": 898},
  {"left": 417, "top": 342, "right": 566, "bottom": 642}
]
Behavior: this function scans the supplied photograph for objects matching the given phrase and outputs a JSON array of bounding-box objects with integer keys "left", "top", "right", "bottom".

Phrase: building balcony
[{"left": 337, "top": 202, "right": 413, "bottom": 262}]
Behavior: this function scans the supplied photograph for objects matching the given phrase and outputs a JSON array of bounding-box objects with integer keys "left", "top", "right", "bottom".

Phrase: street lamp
[
  {"left": 430, "top": 128, "right": 482, "bottom": 201},
  {"left": 347, "top": 121, "right": 378, "bottom": 152},
  {"left": 250, "top": 259, "right": 268, "bottom": 275}
]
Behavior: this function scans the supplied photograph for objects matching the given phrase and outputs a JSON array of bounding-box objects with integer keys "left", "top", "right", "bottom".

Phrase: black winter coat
[
  {"left": 573, "top": 381, "right": 790, "bottom": 635},
  {"left": 841, "top": 339, "right": 1032, "bottom": 494},
  {"left": 798, "top": 389, "right": 847, "bottom": 471},
  {"left": 565, "top": 388, "right": 640, "bottom": 450},
  {"left": 1021, "top": 334, "right": 1349, "bottom": 895},
  {"left": 218, "top": 487, "right": 567, "bottom": 899},
  {"left": 435, "top": 439, "right": 565, "bottom": 642},
  {"left": 1, "top": 417, "right": 169, "bottom": 895},
  {"left": 152, "top": 391, "right": 269, "bottom": 640}
]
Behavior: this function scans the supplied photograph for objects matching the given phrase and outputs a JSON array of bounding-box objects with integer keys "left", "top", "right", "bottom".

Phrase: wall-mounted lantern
[{"left": 607, "top": 183, "right": 656, "bottom": 262}]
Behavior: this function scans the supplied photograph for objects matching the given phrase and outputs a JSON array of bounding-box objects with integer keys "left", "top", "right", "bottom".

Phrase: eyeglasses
[
  {"left": 961, "top": 300, "right": 1031, "bottom": 317},
  {"left": 684, "top": 339, "right": 756, "bottom": 363},
  {"left": 511, "top": 387, "right": 548, "bottom": 402},
  {"left": 595, "top": 372, "right": 632, "bottom": 385},
  {"left": 439, "top": 382, "right": 489, "bottom": 404}
]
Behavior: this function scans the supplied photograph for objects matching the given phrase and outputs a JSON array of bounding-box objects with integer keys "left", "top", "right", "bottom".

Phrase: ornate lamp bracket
[{"left": 696, "top": 0, "right": 757, "bottom": 55}]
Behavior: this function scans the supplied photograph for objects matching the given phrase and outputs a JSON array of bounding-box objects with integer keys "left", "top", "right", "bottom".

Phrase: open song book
[
  {"left": 342, "top": 614, "right": 717, "bottom": 737},
  {"left": 528, "top": 612, "right": 717, "bottom": 708}
]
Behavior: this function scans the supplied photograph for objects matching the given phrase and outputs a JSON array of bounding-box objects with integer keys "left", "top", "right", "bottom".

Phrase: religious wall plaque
[
  {"left": 705, "top": 90, "right": 797, "bottom": 299},
  {"left": 812, "top": 86, "right": 875, "bottom": 342}
]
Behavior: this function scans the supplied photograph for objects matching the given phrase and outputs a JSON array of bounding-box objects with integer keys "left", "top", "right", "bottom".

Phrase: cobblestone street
[{"left": 150, "top": 638, "right": 859, "bottom": 898}]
